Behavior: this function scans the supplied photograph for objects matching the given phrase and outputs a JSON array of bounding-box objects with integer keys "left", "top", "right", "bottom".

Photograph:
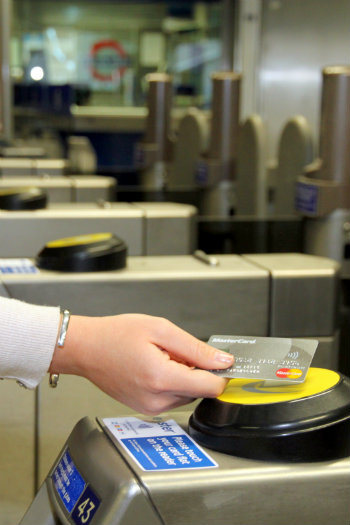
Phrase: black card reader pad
[
  {"left": 188, "top": 368, "right": 350, "bottom": 462},
  {"left": 36, "top": 232, "right": 127, "bottom": 272},
  {"left": 0, "top": 187, "right": 47, "bottom": 210}
]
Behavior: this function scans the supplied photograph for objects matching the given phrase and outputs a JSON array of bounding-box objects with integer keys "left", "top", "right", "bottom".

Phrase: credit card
[{"left": 207, "top": 335, "right": 319, "bottom": 383}]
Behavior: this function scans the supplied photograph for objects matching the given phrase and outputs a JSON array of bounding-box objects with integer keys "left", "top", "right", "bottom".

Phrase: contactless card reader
[
  {"left": 21, "top": 368, "right": 350, "bottom": 525},
  {"left": 36, "top": 233, "right": 127, "bottom": 272},
  {"left": 189, "top": 368, "right": 350, "bottom": 462},
  {"left": 0, "top": 187, "right": 47, "bottom": 210}
]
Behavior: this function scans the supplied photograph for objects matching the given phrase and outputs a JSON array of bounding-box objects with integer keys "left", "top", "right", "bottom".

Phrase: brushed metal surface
[
  {"left": 244, "top": 253, "right": 340, "bottom": 336},
  {"left": 0, "top": 254, "right": 269, "bottom": 337},
  {"left": 23, "top": 415, "right": 350, "bottom": 525},
  {"left": 0, "top": 202, "right": 196, "bottom": 257}
]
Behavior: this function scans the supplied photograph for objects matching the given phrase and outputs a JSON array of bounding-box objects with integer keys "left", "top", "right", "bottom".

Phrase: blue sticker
[
  {"left": 195, "top": 160, "right": 209, "bottom": 185},
  {"left": 103, "top": 417, "right": 218, "bottom": 472},
  {"left": 121, "top": 434, "right": 216, "bottom": 471},
  {"left": 295, "top": 182, "right": 319, "bottom": 214},
  {"left": 71, "top": 486, "right": 100, "bottom": 525},
  {"left": 52, "top": 449, "right": 86, "bottom": 513},
  {"left": 0, "top": 258, "right": 39, "bottom": 274}
]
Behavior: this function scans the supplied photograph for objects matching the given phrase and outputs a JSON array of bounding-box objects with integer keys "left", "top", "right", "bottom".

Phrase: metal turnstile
[
  {"left": 0, "top": 157, "right": 68, "bottom": 177},
  {"left": 0, "top": 252, "right": 341, "bottom": 524},
  {"left": 21, "top": 382, "right": 350, "bottom": 525},
  {"left": 0, "top": 176, "right": 116, "bottom": 203},
  {"left": 0, "top": 202, "right": 197, "bottom": 256}
]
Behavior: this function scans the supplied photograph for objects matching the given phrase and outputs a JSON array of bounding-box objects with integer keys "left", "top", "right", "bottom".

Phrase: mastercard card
[{"left": 207, "top": 335, "right": 318, "bottom": 383}]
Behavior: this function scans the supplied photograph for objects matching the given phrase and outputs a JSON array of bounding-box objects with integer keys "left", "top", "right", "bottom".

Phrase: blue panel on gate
[{"left": 52, "top": 449, "right": 86, "bottom": 513}]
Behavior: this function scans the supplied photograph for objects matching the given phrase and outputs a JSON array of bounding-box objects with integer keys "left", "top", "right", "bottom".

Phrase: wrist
[{"left": 49, "top": 315, "right": 94, "bottom": 378}]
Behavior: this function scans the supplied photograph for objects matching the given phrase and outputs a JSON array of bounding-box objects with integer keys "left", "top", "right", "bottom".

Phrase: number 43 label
[{"left": 71, "top": 486, "right": 100, "bottom": 525}]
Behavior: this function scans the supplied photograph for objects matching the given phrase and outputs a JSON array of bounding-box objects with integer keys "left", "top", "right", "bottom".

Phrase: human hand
[{"left": 49, "top": 313, "right": 234, "bottom": 415}]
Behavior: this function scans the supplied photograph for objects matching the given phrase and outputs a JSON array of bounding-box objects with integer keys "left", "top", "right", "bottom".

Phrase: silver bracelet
[
  {"left": 49, "top": 308, "right": 71, "bottom": 388},
  {"left": 57, "top": 309, "right": 71, "bottom": 347}
]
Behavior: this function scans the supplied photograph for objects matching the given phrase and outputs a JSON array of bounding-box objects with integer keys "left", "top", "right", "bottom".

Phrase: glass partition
[{"left": 11, "top": 0, "right": 224, "bottom": 110}]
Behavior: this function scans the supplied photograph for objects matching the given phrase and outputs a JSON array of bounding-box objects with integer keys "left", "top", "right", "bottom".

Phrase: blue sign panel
[
  {"left": 121, "top": 434, "right": 216, "bottom": 471},
  {"left": 0, "top": 258, "right": 39, "bottom": 274},
  {"left": 295, "top": 182, "right": 319, "bottom": 214},
  {"left": 195, "top": 160, "right": 209, "bottom": 185},
  {"left": 103, "top": 417, "right": 218, "bottom": 472},
  {"left": 52, "top": 449, "right": 86, "bottom": 513},
  {"left": 52, "top": 449, "right": 101, "bottom": 523}
]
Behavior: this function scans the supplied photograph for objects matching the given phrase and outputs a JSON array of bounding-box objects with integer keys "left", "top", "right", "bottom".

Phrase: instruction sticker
[
  {"left": 52, "top": 449, "right": 86, "bottom": 513},
  {"left": 0, "top": 258, "right": 39, "bottom": 274},
  {"left": 102, "top": 417, "right": 217, "bottom": 471},
  {"left": 52, "top": 448, "right": 100, "bottom": 525}
]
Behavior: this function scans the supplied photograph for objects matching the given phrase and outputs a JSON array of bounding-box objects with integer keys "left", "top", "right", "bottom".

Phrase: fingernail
[{"left": 215, "top": 351, "right": 233, "bottom": 364}]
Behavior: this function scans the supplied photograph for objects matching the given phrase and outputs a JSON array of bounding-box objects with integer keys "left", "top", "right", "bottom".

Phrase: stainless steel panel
[
  {"left": 22, "top": 417, "right": 162, "bottom": 525},
  {"left": 0, "top": 203, "right": 144, "bottom": 257},
  {"left": 0, "top": 202, "right": 196, "bottom": 257},
  {"left": 0, "top": 175, "right": 116, "bottom": 203},
  {"left": 244, "top": 253, "right": 340, "bottom": 336},
  {"left": 0, "top": 255, "right": 269, "bottom": 339},
  {"left": 134, "top": 202, "right": 197, "bottom": 255},
  {"left": 70, "top": 106, "right": 147, "bottom": 133},
  {"left": 23, "top": 415, "right": 350, "bottom": 525},
  {"left": 143, "top": 412, "right": 350, "bottom": 525},
  {"left": 311, "top": 333, "right": 339, "bottom": 370},
  {"left": 34, "top": 159, "right": 68, "bottom": 177},
  {"left": 71, "top": 175, "right": 116, "bottom": 202},
  {"left": 139, "top": 412, "right": 350, "bottom": 525},
  {"left": 0, "top": 158, "right": 68, "bottom": 177},
  {"left": 0, "top": 158, "right": 35, "bottom": 176},
  {"left": 0, "top": 176, "right": 73, "bottom": 203}
]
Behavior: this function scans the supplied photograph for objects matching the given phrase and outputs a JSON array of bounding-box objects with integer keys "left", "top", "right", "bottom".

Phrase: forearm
[{"left": 0, "top": 296, "right": 60, "bottom": 388}]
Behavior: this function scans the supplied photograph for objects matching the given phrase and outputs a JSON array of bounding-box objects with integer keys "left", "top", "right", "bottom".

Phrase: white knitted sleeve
[{"left": 0, "top": 296, "right": 61, "bottom": 388}]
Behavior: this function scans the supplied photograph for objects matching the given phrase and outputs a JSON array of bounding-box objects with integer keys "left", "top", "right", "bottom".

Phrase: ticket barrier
[
  {"left": 0, "top": 197, "right": 197, "bottom": 256},
  {"left": 20, "top": 367, "right": 350, "bottom": 525},
  {"left": 0, "top": 176, "right": 116, "bottom": 203},
  {"left": 0, "top": 157, "right": 68, "bottom": 177},
  {"left": 0, "top": 244, "right": 342, "bottom": 523}
]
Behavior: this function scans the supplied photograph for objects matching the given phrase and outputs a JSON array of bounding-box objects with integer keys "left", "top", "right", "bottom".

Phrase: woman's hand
[{"left": 49, "top": 313, "right": 234, "bottom": 415}]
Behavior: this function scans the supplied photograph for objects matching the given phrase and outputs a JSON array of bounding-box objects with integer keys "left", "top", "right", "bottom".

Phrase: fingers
[
  {"left": 152, "top": 318, "right": 234, "bottom": 370},
  {"left": 147, "top": 358, "right": 229, "bottom": 400},
  {"left": 169, "top": 368, "right": 229, "bottom": 399}
]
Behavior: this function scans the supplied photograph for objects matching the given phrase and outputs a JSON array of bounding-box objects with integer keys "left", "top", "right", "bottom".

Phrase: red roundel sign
[{"left": 90, "top": 40, "right": 128, "bottom": 81}]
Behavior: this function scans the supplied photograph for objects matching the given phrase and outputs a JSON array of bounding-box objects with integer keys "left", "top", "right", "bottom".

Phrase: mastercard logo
[{"left": 276, "top": 368, "right": 303, "bottom": 379}]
